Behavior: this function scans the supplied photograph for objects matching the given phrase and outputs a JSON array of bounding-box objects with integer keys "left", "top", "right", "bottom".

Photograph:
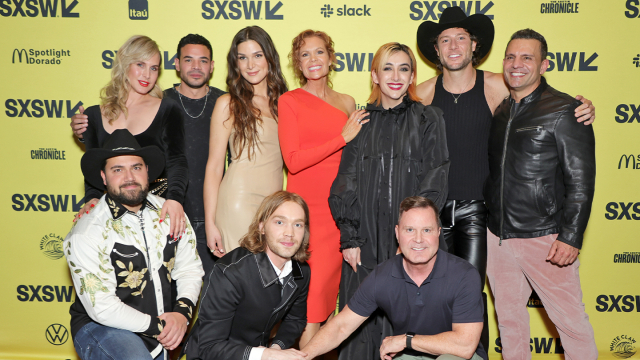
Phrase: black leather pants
[{"left": 441, "top": 199, "right": 489, "bottom": 354}]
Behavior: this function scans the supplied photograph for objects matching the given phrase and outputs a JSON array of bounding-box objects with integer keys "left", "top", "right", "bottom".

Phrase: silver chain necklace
[
  {"left": 443, "top": 74, "right": 474, "bottom": 104},
  {"left": 177, "top": 83, "right": 210, "bottom": 118}
]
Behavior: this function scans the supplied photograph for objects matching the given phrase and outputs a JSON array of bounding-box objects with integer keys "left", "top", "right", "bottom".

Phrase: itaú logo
[{"left": 46, "top": 324, "right": 69, "bottom": 345}]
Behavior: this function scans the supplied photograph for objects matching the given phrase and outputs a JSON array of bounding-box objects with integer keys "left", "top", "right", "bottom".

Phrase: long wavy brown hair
[
  {"left": 239, "top": 191, "right": 310, "bottom": 262},
  {"left": 100, "top": 35, "right": 163, "bottom": 123},
  {"left": 226, "top": 26, "right": 288, "bottom": 161}
]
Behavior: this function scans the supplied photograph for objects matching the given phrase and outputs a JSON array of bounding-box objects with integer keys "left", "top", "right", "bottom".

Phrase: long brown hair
[
  {"left": 101, "top": 35, "right": 163, "bottom": 123},
  {"left": 367, "top": 42, "right": 421, "bottom": 106},
  {"left": 239, "top": 191, "right": 310, "bottom": 262},
  {"left": 226, "top": 26, "right": 288, "bottom": 160}
]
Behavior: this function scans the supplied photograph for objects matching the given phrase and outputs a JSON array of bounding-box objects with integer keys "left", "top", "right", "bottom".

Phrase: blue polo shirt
[{"left": 348, "top": 250, "right": 487, "bottom": 360}]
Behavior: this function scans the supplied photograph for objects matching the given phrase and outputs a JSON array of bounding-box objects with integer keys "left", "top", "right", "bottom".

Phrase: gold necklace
[{"left": 443, "top": 73, "right": 474, "bottom": 104}]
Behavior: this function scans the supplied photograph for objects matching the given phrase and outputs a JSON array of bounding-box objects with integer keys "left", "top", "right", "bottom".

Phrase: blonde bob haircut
[
  {"left": 239, "top": 191, "right": 311, "bottom": 262},
  {"left": 367, "top": 42, "right": 421, "bottom": 106},
  {"left": 100, "top": 35, "right": 163, "bottom": 123}
]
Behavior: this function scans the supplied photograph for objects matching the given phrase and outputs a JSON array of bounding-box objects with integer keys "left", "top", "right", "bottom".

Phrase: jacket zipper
[
  {"left": 515, "top": 125, "right": 542, "bottom": 133},
  {"left": 499, "top": 103, "right": 518, "bottom": 245}
]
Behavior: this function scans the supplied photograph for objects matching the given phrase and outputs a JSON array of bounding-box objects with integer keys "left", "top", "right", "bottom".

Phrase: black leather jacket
[
  {"left": 484, "top": 77, "right": 595, "bottom": 249},
  {"left": 183, "top": 248, "right": 310, "bottom": 360}
]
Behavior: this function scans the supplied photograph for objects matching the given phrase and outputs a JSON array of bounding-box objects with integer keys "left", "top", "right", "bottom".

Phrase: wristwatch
[{"left": 406, "top": 332, "right": 416, "bottom": 350}]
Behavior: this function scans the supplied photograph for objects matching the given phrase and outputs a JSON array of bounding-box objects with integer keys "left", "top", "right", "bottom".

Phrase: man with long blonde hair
[{"left": 184, "top": 191, "right": 311, "bottom": 360}]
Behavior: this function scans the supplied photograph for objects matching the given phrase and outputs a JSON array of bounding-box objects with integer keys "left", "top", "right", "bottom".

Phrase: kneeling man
[
  {"left": 303, "top": 196, "right": 486, "bottom": 360},
  {"left": 65, "top": 129, "right": 204, "bottom": 359},
  {"left": 184, "top": 190, "right": 311, "bottom": 360}
]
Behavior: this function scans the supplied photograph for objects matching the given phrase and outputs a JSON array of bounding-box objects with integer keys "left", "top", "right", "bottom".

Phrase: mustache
[
  {"left": 188, "top": 70, "right": 205, "bottom": 76},
  {"left": 119, "top": 182, "right": 142, "bottom": 189}
]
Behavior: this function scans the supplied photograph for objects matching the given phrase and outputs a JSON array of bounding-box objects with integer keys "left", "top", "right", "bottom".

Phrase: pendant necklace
[
  {"left": 177, "top": 83, "right": 210, "bottom": 118},
  {"left": 443, "top": 73, "right": 474, "bottom": 104}
]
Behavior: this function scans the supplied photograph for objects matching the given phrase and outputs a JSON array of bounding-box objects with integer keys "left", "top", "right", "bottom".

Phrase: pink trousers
[{"left": 486, "top": 230, "right": 598, "bottom": 360}]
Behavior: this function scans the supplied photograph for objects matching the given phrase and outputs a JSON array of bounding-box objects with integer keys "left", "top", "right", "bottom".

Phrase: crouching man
[
  {"left": 65, "top": 129, "right": 204, "bottom": 360},
  {"left": 184, "top": 191, "right": 311, "bottom": 360},
  {"left": 303, "top": 196, "right": 487, "bottom": 360}
]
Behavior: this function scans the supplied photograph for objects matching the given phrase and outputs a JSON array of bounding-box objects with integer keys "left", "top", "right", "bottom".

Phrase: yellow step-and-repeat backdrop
[{"left": 0, "top": 1, "right": 638, "bottom": 359}]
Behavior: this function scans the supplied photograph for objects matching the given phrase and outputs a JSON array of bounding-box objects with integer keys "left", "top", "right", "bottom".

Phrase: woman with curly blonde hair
[{"left": 77, "top": 35, "right": 189, "bottom": 238}]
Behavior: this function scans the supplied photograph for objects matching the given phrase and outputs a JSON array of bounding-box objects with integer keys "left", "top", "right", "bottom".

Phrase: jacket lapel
[{"left": 272, "top": 261, "right": 303, "bottom": 313}]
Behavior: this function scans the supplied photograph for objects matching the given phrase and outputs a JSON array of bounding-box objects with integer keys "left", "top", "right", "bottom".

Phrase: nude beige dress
[{"left": 215, "top": 117, "right": 283, "bottom": 253}]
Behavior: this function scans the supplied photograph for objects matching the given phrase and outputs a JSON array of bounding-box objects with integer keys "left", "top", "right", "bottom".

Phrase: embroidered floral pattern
[
  {"left": 178, "top": 300, "right": 193, "bottom": 319},
  {"left": 163, "top": 247, "right": 177, "bottom": 282},
  {"left": 79, "top": 273, "right": 109, "bottom": 307},
  {"left": 116, "top": 260, "right": 148, "bottom": 297}
]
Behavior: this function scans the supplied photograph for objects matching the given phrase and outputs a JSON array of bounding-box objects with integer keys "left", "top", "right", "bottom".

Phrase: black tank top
[{"left": 432, "top": 69, "right": 493, "bottom": 200}]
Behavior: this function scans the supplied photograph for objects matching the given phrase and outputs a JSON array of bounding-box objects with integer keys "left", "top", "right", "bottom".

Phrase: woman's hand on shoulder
[
  {"left": 341, "top": 109, "right": 369, "bottom": 143},
  {"left": 73, "top": 198, "right": 99, "bottom": 223}
]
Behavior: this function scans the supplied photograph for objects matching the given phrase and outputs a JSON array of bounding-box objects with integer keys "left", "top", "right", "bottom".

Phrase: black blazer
[{"left": 184, "top": 247, "right": 310, "bottom": 360}]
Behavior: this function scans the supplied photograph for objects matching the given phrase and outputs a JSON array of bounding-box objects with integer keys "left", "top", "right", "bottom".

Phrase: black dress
[
  {"left": 329, "top": 96, "right": 449, "bottom": 360},
  {"left": 82, "top": 97, "right": 188, "bottom": 204}
]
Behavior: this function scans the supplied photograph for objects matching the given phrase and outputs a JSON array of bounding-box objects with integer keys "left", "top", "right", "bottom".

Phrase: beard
[
  {"left": 441, "top": 54, "right": 473, "bottom": 72},
  {"left": 181, "top": 71, "right": 210, "bottom": 89},
  {"left": 107, "top": 181, "right": 149, "bottom": 207}
]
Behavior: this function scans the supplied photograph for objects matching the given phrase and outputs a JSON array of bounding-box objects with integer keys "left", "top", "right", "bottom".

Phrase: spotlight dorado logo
[{"left": 12, "top": 49, "right": 71, "bottom": 65}]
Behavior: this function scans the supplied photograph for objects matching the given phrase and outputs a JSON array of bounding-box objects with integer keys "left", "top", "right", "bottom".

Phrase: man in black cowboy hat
[
  {"left": 64, "top": 129, "right": 204, "bottom": 360},
  {"left": 414, "top": 7, "right": 596, "bottom": 351}
]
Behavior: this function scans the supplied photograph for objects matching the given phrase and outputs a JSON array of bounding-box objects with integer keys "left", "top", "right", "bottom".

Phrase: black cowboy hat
[
  {"left": 417, "top": 7, "right": 494, "bottom": 65},
  {"left": 81, "top": 129, "right": 165, "bottom": 190}
]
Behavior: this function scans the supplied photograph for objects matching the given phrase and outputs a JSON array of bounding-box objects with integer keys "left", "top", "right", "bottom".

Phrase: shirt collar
[
  {"left": 510, "top": 76, "right": 548, "bottom": 105},
  {"left": 391, "top": 249, "right": 448, "bottom": 285},
  {"left": 269, "top": 258, "right": 292, "bottom": 284},
  {"left": 105, "top": 193, "right": 157, "bottom": 220},
  {"left": 254, "top": 251, "right": 303, "bottom": 287}
]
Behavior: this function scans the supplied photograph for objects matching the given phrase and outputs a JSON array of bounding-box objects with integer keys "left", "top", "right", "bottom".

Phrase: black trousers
[{"left": 441, "top": 199, "right": 489, "bottom": 355}]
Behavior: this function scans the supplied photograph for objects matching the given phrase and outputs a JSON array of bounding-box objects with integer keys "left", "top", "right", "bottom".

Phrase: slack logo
[
  {"left": 129, "top": 0, "right": 148, "bottom": 20},
  {"left": 320, "top": 4, "right": 371, "bottom": 17}
]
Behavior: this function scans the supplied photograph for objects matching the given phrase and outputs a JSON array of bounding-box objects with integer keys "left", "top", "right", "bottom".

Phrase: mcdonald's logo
[
  {"left": 45, "top": 323, "right": 69, "bottom": 345},
  {"left": 12, "top": 49, "right": 28, "bottom": 63},
  {"left": 619, "top": 154, "right": 640, "bottom": 169}
]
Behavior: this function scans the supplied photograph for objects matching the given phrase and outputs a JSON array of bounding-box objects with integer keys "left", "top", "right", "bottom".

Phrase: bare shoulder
[
  {"left": 483, "top": 71, "right": 508, "bottom": 94},
  {"left": 212, "top": 94, "right": 232, "bottom": 125},
  {"left": 416, "top": 76, "right": 437, "bottom": 105},
  {"left": 339, "top": 92, "right": 356, "bottom": 113}
]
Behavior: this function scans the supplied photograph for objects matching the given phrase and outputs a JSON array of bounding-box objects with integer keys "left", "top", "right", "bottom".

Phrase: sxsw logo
[
  {"left": 546, "top": 52, "right": 597, "bottom": 71},
  {"left": 5, "top": 99, "right": 83, "bottom": 118},
  {"left": 626, "top": 0, "right": 640, "bottom": 18},
  {"left": 604, "top": 202, "right": 640, "bottom": 220},
  {"left": 201, "top": 0, "right": 283, "bottom": 20},
  {"left": 12, "top": 48, "right": 71, "bottom": 65},
  {"left": 495, "top": 337, "right": 564, "bottom": 354},
  {"left": 618, "top": 154, "right": 640, "bottom": 169},
  {"left": 0, "top": 0, "right": 79, "bottom": 17},
  {"left": 102, "top": 50, "right": 176, "bottom": 70},
  {"left": 320, "top": 4, "right": 371, "bottom": 17},
  {"left": 17, "top": 285, "right": 75, "bottom": 302},
  {"left": 129, "top": 0, "right": 148, "bottom": 19},
  {"left": 615, "top": 104, "right": 640, "bottom": 123},
  {"left": 410, "top": 1, "right": 494, "bottom": 21},
  {"left": 335, "top": 52, "right": 374, "bottom": 72},
  {"left": 595, "top": 295, "right": 640, "bottom": 312},
  {"left": 12, "top": 194, "right": 85, "bottom": 212}
]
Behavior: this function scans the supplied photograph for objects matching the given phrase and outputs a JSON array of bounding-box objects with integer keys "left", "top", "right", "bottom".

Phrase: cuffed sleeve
[
  {"left": 278, "top": 92, "right": 347, "bottom": 174},
  {"left": 554, "top": 103, "right": 596, "bottom": 249},
  {"left": 329, "top": 134, "right": 365, "bottom": 250}
]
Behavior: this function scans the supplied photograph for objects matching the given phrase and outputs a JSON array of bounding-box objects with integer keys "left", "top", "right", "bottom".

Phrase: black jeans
[
  {"left": 441, "top": 199, "right": 488, "bottom": 354},
  {"left": 192, "top": 220, "right": 217, "bottom": 276}
]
